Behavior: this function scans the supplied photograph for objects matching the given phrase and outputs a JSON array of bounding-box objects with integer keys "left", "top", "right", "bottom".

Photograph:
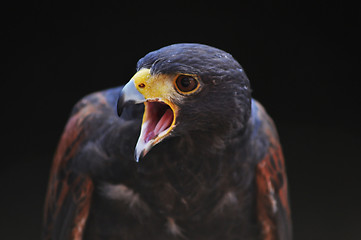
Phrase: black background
[{"left": 2, "top": 1, "right": 360, "bottom": 239}]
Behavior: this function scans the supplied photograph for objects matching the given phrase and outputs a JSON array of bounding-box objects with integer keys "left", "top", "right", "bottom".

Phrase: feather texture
[{"left": 43, "top": 44, "right": 291, "bottom": 240}]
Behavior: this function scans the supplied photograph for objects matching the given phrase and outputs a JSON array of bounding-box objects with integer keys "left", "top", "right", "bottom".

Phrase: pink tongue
[{"left": 154, "top": 109, "right": 173, "bottom": 136}]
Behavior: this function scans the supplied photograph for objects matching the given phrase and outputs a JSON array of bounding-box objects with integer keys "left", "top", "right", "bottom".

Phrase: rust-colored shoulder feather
[
  {"left": 253, "top": 101, "right": 292, "bottom": 240},
  {"left": 42, "top": 92, "right": 111, "bottom": 240}
]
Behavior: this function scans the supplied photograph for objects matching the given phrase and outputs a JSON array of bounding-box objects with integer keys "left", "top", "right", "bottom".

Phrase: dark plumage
[{"left": 43, "top": 43, "right": 292, "bottom": 240}]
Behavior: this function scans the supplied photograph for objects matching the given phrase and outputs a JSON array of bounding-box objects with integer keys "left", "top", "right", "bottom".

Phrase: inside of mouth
[{"left": 144, "top": 101, "right": 174, "bottom": 143}]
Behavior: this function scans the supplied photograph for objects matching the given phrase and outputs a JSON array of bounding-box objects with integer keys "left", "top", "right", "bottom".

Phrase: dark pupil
[{"left": 181, "top": 77, "right": 191, "bottom": 87}]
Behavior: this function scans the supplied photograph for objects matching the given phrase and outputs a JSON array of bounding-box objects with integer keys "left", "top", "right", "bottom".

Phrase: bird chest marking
[
  {"left": 166, "top": 217, "right": 185, "bottom": 238},
  {"left": 101, "top": 183, "right": 150, "bottom": 214},
  {"left": 213, "top": 191, "right": 239, "bottom": 214}
]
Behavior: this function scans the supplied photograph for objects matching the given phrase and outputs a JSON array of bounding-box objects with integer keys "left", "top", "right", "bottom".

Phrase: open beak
[{"left": 117, "top": 69, "right": 178, "bottom": 162}]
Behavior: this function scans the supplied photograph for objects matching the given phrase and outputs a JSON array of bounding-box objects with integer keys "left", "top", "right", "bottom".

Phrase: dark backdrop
[{"left": 2, "top": 1, "right": 360, "bottom": 239}]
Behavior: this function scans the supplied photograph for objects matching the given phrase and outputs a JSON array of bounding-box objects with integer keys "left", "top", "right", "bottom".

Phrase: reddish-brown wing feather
[
  {"left": 43, "top": 93, "right": 109, "bottom": 240},
  {"left": 254, "top": 102, "right": 292, "bottom": 240}
]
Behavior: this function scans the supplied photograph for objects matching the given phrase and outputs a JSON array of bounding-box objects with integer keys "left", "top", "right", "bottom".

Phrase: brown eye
[{"left": 175, "top": 75, "right": 199, "bottom": 93}]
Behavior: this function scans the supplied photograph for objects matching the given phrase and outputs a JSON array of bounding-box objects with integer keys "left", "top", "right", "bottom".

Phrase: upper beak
[{"left": 117, "top": 79, "right": 146, "bottom": 116}]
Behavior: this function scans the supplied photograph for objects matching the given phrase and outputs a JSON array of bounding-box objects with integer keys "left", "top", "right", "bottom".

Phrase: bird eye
[{"left": 175, "top": 75, "right": 199, "bottom": 93}]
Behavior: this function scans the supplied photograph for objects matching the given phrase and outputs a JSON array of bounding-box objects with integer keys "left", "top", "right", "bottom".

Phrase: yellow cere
[
  {"left": 132, "top": 68, "right": 151, "bottom": 89},
  {"left": 132, "top": 68, "right": 176, "bottom": 102}
]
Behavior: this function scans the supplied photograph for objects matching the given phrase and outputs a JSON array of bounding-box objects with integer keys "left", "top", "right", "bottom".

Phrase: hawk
[{"left": 43, "top": 43, "right": 292, "bottom": 240}]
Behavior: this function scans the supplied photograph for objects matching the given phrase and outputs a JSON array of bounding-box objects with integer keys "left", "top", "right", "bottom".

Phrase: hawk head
[{"left": 118, "top": 43, "right": 251, "bottom": 161}]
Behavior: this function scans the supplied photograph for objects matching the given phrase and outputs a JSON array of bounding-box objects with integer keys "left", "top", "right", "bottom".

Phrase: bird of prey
[{"left": 43, "top": 43, "right": 292, "bottom": 240}]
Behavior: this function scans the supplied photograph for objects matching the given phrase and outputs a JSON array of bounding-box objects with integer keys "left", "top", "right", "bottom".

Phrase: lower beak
[
  {"left": 117, "top": 78, "right": 176, "bottom": 162},
  {"left": 135, "top": 100, "right": 175, "bottom": 162}
]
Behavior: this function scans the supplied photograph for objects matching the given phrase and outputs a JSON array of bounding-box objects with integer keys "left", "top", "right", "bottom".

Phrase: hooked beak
[
  {"left": 117, "top": 69, "right": 177, "bottom": 162},
  {"left": 117, "top": 79, "right": 146, "bottom": 116}
]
